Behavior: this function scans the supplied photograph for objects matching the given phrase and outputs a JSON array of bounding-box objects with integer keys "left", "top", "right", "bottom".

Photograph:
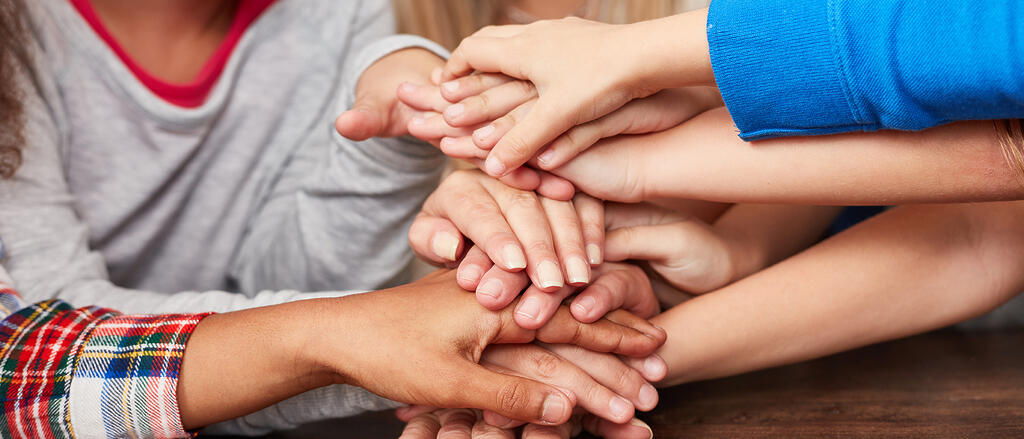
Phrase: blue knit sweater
[{"left": 707, "top": 0, "right": 1024, "bottom": 140}]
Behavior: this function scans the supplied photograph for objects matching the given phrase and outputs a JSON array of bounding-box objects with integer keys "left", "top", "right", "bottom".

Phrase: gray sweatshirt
[{"left": 2, "top": 0, "right": 447, "bottom": 434}]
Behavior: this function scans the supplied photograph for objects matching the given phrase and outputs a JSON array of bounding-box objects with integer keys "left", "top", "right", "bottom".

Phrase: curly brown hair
[{"left": 0, "top": 0, "right": 28, "bottom": 179}]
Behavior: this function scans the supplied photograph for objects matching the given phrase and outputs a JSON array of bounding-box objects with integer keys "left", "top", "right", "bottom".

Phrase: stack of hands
[{"left": 331, "top": 14, "right": 807, "bottom": 439}]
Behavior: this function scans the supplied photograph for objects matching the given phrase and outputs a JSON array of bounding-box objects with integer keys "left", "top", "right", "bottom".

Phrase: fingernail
[
  {"left": 431, "top": 232, "right": 459, "bottom": 260},
  {"left": 536, "top": 260, "right": 564, "bottom": 289},
  {"left": 458, "top": 264, "right": 483, "bottom": 285},
  {"left": 473, "top": 124, "right": 495, "bottom": 140},
  {"left": 586, "top": 244, "right": 602, "bottom": 265},
  {"left": 485, "top": 155, "right": 507, "bottom": 177},
  {"left": 566, "top": 257, "right": 590, "bottom": 284},
  {"left": 541, "top": 394, "right": 568, "bottom": 424},
  {"left": 442, "top": 80, "right": 459, "bottom": 94},
  {"left": 573, "top": 295, "right": 596, "bottom": 317},
  {"left": 502, "top": 244, "right": 527, "bottom": 270},
  {"left": 439, "top": 137, "right": 456, "bottom": 151},
  {"left": 445, "top": 103, "right": 465, "bottom": 119},
  {"left": 644, "top": 355, "right": 666, "bottom": 379},
  {"left": 609, "top": 396, "right": 633, "bottom": 421},
  {"left": 629, "top": 418, "right": 654, "bottom": 438},
  {"left": 516, "top": 296, "right": 542, "bottom": 320},
  {"left": 537, "top": 148, "right": 556, "bottom": 166},
  {"left": 638, "top": 384, "right": 659, "bottom": 410},
  {"left": 477, "top": 278, "right": 503, "bottom": 299}
]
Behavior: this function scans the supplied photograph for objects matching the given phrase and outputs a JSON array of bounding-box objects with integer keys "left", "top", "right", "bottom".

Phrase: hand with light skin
[
  {"left": 398, "top": 71, "right": 577, "bottom": 200},
  {"left": 439, "top": 10, "right": 716, "bottom": 178},
  {"left": 399, "top": 72, "right": 721, "bottom": 184},
  {"left": 545, "top": 108, "right": 1024, "bottom": 205},
  {"left": 603, "top": 202, "right": 841, "bottom": 296},
  {"left": 410, "top": 169, "right": 601, "bottom": 296},
  {"left": 177, "top": 270, "right": 665, "bottom": 429}
]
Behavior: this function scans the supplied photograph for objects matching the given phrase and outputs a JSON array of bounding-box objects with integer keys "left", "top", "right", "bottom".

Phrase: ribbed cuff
[
  {"left": 708, "top": 0, "right": 862, "bottom": 140},
  {"left": 69, "top": 313, "right": 211, "bottom": 439}
]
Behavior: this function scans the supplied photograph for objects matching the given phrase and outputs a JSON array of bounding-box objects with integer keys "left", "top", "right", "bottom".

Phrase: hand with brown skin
[{"left": 177, "top": 270, "right": 665, "bottom": 429}]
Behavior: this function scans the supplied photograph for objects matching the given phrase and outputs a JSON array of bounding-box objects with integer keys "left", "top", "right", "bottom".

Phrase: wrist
[{"left": 625, "top": 9, "right": 714, "bottom": 93}]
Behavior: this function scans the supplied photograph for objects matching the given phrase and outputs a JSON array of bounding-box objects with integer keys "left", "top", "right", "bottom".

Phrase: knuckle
[
  {"left": 496, "top": 380, "right": 530, "bottom": 413},
  {"left": 615, "top": 367, "right": 644, "bottom": 392},
  {"left": 505, "top": 190, "right": 542, "bottom": 211},
  {"left": 473, "top": 92, "right": 492, "bottom": 113},
  {"left": 502, "top": 135, "right": 532, "bottom": 158},
  {"left": 530, "top": 351, "right": 562, "bottom": 379}
]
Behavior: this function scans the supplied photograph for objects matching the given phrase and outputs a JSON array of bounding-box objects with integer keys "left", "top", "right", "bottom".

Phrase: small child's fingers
[
  {"left": 476, "top": 265, "right": 530, "bottom": 311},
  {"left": 603, "top": 201, "right": 685, "bottom": 230},
  {"left": 409, "top": 112, "right": 475, "bottom": 142},
  {"left": 539, "top": 197, "right": 590, "bottom": 286},
  {"left": 472, "top": 99, "right": 535, "bottom": 150},
  {"left": 439, "top": 72, "right": 514, "bottom": 103},
  {"left": 443, "top": 35, "right": 511, "bottom": 82},
  {"left": 583, "top": 415, "right": 653, "bottom": 439},
  {"left": 514, "top": 284, "right": 576, "bottom": 330},
  {"left": 534, "top": 171, "right": 576, "bottom": 201},
  {"left": 484, "top": 92, "right": 575, "bottom": 178},
  {"left": 439, "top": 136, "right": 489, "bottom": 160},
  {"left": 458, "top": 245, "right": 494, "bottom": 291},
  {"left": 622, "top": 353, "right": 668, "bottom": 383},
  {"left": 397, "top": 81, "right": 450, "bottom": 113},
  {"left": 572, "top": 193, "right": 604, "bottom": 266},
  {"left": 408, "top": 212, "right": 464, "bottom": 265},
  {"left": 436, "top": 409, "right": 478, "bottom": 438},
  {"left": 444, "top": 80, "right": 537, "bottom": 127},
  {"left": 570, "top": 263, "right": 660, "bottom": 323}
]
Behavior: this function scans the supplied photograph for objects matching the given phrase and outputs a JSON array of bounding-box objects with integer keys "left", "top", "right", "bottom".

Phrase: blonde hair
[
  {"left": 393, "top": 0, "right": 705, "bottom": 50},
  {"left": 996, "top": 119, "right": 1024, "bottom": 180}
]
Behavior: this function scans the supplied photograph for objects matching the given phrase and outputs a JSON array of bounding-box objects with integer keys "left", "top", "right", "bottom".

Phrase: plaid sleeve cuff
[
  {"left": 1, "top": 288, "right": 209, "bottom": 439},
  {"left": 70, "top": 313, "right": 209, "bottom": 439}
]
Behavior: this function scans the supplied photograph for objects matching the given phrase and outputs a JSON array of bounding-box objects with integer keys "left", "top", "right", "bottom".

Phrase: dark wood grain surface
[{"left": 214, "top": 330, "right": 1024, "bottom": 438}]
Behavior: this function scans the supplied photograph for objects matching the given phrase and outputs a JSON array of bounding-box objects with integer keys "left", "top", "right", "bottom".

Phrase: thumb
[
  {"left": 335, "top": 93, "right": 394, "bottom": 141},
  {"left": 451, "top": 365, "right": 574, "bottom": 425}
]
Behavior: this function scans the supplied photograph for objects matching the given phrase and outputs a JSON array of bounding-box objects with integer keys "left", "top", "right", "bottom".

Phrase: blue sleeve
[{"left": 707, "top": 0, "right": 1024, "bottom": 140}]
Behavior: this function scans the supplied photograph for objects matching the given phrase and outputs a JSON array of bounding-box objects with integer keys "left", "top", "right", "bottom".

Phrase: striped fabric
[{"left": 0, "top": 283, "right": 209, "bottom": 438}]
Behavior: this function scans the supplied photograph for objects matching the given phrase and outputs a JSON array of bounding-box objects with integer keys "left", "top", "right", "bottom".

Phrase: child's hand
[
  {"left": 602, "top": 202, "right": 840, "bottom": 296},
  {"left": 398, "top": 74, "right": 577, "bottom": 201},
  {"left": 410, "top": 169, "right": 604, "bottom": 292},
  {"left": 603, "top": 202, "right": 741, "bottom": 295},
  {"left": 440, "top": 11, "right": 714, "bottom": 178},
  {"left": 335, "top": 48, "right": 444, "bottom": 140}
]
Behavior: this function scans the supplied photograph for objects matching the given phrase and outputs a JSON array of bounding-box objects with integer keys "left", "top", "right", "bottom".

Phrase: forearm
[
  {"left": 561, "top": 108, "right": 1021, "bottom": 204},
  {"left": 177, "top": 299, "right": 337, "bottom": 429},
  {"left": 654, "top": 201, "right": 1024, "bottom": 386},
  {"left": 626, "top": 8, "right": 716, "bottom": 91},
  {"left": 715, "top": 204, "right": 841, "bottom": 279}
]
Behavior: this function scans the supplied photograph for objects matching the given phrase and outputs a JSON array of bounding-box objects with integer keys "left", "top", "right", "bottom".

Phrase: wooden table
[{"left": 217, "top": 330, "right": 1024, "bottom": 438}]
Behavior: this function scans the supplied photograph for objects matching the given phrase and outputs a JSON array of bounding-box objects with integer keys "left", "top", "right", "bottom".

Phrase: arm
[
  {"left": 553, "top": 108, "right": 1024, "bottom": 204},
  {"left": 653, "top": 201, "right": 1024, "bottom": 386},
  {"left": 708, "top": 0, "right": 1024, "bottom": 140},
  {"left": 0, "top": 267, "right": 664, "bottom": 437},
  {"left": 603, "top": 202, "right": 839, "bottom": 296}
]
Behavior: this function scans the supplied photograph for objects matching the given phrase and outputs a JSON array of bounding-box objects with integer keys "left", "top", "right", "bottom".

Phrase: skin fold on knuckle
[{"left": 495, "top": 380, "right": 532, "bottom": 418}]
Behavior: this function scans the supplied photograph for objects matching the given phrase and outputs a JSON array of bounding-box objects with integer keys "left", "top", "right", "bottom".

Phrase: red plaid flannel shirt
[{"left": 0, "top": 282, "right": 210, "bottom": 438}]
